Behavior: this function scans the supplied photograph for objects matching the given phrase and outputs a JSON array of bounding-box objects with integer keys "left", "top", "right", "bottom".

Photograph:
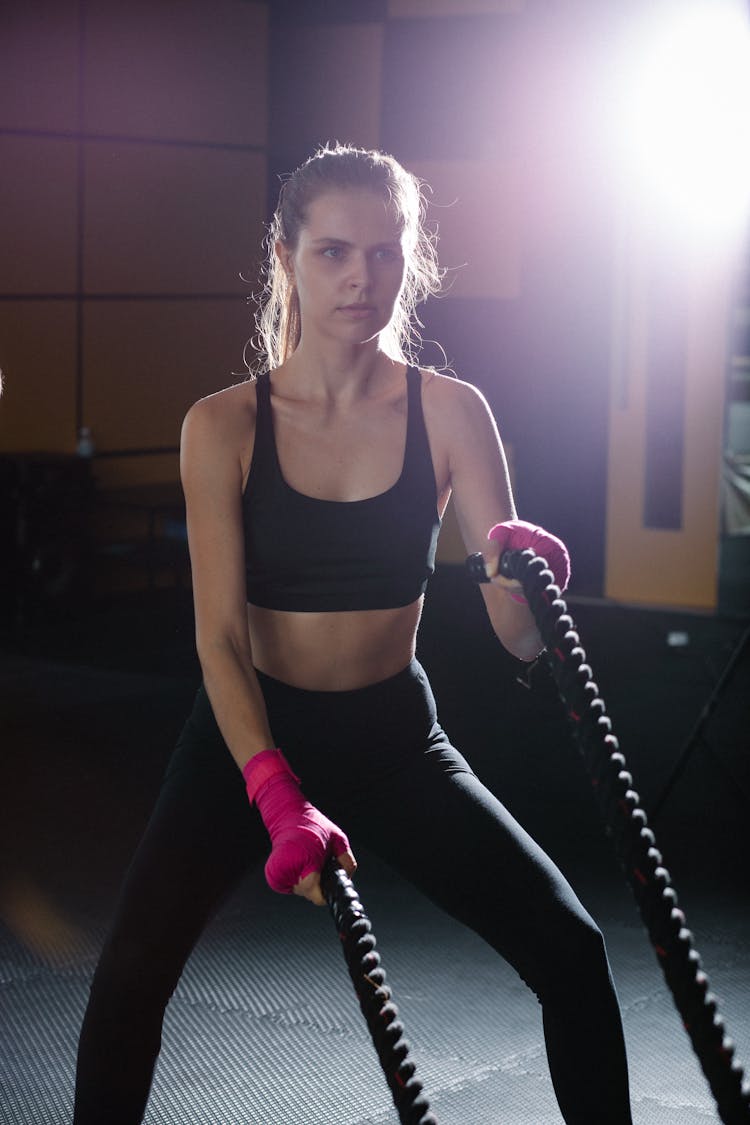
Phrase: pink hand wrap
[
  {"left": 488, "top": 520, "right": 571, "bottom": 601},
  {"left": 243, "top": 749, "right": 351, "bottom": 895}
]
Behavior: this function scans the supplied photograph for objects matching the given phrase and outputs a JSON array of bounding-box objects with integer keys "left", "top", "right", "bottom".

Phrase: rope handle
[{"left": 320, "top": 860, "right": 438, "bottom": 1125}]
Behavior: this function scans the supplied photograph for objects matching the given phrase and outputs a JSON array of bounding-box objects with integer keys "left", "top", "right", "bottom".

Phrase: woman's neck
[{"left": 281, "top": 338, "right": 403, "bottom": 404}]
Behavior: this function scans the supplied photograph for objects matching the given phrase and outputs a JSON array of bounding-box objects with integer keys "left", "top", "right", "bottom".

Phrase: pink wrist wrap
[
  {"left": 488, "top": 520, "right": 571, "bottom": 601},
  {"left": 242, "top": 749, "right": 351, "bottom": 895}
]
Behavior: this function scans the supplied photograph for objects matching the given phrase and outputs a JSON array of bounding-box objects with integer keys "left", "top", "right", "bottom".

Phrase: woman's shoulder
[
  {"left": 419, "top": 367, "right": 493, "bottom": 428},
  {"left": 183, "top": 378, "right": 257, "bottom": 435},
  {"left": 181, "top": 378, "right": 259, "bottom": 466}
]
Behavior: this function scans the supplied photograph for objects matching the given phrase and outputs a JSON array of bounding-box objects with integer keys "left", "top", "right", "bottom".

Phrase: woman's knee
[
  {"left": 527, "top": 906, "right": 612, "bottom": 1005},
  {"left": 89, "top": 925, "right": 187, "bottom": 1016},
  {"left": 561, "top": 908, "right": 609, "bottom": 974}
]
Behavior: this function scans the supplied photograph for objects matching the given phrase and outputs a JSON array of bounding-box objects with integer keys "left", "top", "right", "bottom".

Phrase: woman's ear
[{"left": 275, "top": 241, "right": 294, "bottom": 285}]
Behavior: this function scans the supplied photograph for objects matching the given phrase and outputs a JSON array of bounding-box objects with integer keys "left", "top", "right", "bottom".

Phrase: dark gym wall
[
  {"left": 4, "top": 1, "right": 719, "bottom": 603},
  {"left": 0, "top": 0, "right": 269, "bottom": 488}
]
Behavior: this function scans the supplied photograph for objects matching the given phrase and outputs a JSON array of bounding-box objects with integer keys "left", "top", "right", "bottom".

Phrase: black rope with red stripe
[
  {"left": 479, "top": 547, "right": 750, "bottom": 1125},
  {"left": 321, "top": 860, "right": 437, "bottom": 1125}
]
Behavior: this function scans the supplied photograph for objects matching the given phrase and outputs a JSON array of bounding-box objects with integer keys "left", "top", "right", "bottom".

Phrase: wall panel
[
  {"left": 1, "top": 1, "right": 270, "bottom": 485},
  {"left": 0, "top": 137, "right": 78, "bottom": 294},
  {"left": 84, "top": 146, "right": 267, "bottom": 295},
  {"left": 82, "top": 299, "right": 251, "bottom": 456},
  {"left": 84, "top": 0, "right": 268, "bottom": 146},
  {"left": 0, "top": 302, "right": 78, "bottom": 451},
  {"left": 270, "top": 22, "right": 383, "bottom": 164},
  {"left": 605, "top": 219, "right": 728, "bottom": 609},
  {"left": 92, "top": 453, "right": 180, "bottom": 490},
  {"left": 389, "top": 0, "right": 522, "bottom": 14},
  {"left": 381, "top": 13, "right": 520, "bottom": 162},
  {"left": 410, "top": 158, "right": 521, "bottom": 300},
  {"left": 0, "top": 1, "right": 80, "bottom": 132}
]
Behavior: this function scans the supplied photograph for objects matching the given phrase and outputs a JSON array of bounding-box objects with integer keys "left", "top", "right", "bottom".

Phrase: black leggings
[{"left": 74, "top": 660, "right": 632, "bottom": 1124}]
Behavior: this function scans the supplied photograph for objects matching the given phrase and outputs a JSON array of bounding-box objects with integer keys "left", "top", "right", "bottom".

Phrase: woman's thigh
[{"left": 350, "top": 743, "right": 602, "bottom": 995}]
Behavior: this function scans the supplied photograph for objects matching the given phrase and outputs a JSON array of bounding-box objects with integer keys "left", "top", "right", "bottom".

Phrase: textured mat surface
[
  {"left": 2, "top": 861, "right": 749, "bottom": 1124},
  {"left": 2, "top": 589, "right": 748, "bottom": 1123}
]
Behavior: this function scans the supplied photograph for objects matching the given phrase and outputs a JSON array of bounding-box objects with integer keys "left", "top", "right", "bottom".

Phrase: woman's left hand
[{"left": 484, "top": 520, "right": 571, "bottom": 600}]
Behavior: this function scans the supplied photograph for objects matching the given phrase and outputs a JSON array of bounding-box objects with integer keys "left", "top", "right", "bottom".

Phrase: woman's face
[{"left": 280, "top": 188, "right": 407, "bottom": 348}]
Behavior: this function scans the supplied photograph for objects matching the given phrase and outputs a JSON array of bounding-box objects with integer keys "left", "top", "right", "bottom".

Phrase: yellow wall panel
[
  {"left": 83, "top": 146, "right": 267, "bottom": 295},
  {"left": 82, "top": 298, "right": 252, "bottom": 452},
  {"left": 0, "top": 1, "right": 80, "bottom": 132},
  {"left": 277, "top": 24, "right": 383, "bottom": 152},
  {"left": 0, "top": 302, "right": 77, "bottom": 452},
  {"left": 605, "top": 228, "right": 728, "bottom": 609},
  {"left": 84, "top": 0, "right": 268, "bottom": 145},
  {"left": 0, "top": 137, "right": 78, "bottom": 294},
  {"left": 409, "top": 158, "right": 521, "bottom": 300}
]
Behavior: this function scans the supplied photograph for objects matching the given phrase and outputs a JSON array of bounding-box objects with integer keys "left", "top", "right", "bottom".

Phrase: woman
[{"left": 74, "top": 144, "right": 632, "bottom": 1123}]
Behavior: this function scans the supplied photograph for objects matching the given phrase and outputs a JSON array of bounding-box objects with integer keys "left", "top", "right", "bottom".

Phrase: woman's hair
[{"left": 249, "top": 142, "right": 443, "bottom": 375}]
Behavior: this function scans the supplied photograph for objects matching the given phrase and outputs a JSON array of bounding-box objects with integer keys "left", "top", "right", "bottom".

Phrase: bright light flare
[{"left": 618, "top": 1, "right": 750, "bottom": 244}]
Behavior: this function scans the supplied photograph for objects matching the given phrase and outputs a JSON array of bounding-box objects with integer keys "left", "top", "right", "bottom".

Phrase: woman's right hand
[{"left": 243, "top": 750, "right": 357, "bottom": 906}]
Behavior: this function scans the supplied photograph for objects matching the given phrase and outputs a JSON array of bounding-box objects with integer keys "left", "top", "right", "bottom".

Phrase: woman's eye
[
  {"left": 376, "top": 248, "right": 400, "bottom": 262},
  {"left": 322, "top": 246, "right": 343, "bottom": 259}
]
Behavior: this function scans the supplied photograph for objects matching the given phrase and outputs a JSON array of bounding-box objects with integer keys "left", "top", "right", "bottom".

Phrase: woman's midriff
[{"left": 246, "top": 599, "right": 423, "bottom": 692}]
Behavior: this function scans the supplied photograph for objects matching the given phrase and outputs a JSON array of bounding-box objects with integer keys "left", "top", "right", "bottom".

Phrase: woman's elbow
[
  {"left": 196, "top": 627, "right": 252, "bottom": 678},
  {"left": 504, "top": 633, "right": 545, "bottom": 663},
  {"left": 486, "top": 600, "right": 544, "bottom": 662}
]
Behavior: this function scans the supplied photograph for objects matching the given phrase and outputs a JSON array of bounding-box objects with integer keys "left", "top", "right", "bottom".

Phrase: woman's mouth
[{"left": 338, "top": 304, "right": 376, "bottom": 318}]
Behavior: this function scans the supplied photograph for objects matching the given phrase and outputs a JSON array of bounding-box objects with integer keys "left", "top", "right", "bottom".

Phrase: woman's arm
[
  {"left": 180, "top": 388, "right": 356, "bottom": 904},
  {"left": 180, "top": 390, "right": 274, "bottom": 769},
  {"left": 428, "top": 375, "right": 549, "bottom": 662}
]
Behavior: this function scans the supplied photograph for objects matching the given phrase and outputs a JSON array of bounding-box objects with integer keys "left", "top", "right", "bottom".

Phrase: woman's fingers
[
  {"left": 337, "top": 848, "right": 357, "bottom": 878},
  {"left": 292, "top": 849, "right": 358, "bottom": 906},
  {"left": 293, "top": 870, "right": 326, "bottom": 906}
]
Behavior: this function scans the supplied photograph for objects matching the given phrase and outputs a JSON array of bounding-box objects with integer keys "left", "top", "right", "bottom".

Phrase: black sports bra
[{"left": 242, "top": 367, "right": 441, "bottom": 612}]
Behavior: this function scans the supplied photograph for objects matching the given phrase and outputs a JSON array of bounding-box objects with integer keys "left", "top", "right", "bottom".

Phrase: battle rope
[
  {"left": 320, "top": 860, "right": 437, "bottom": 1125},
  {"left": 466, "top": 547, "right": 750, "bottom": 1124}
]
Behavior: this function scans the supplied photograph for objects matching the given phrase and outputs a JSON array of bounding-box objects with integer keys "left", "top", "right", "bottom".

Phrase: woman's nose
[{"left": 347, "top": 253, "right": 371, "bottom": 288}]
